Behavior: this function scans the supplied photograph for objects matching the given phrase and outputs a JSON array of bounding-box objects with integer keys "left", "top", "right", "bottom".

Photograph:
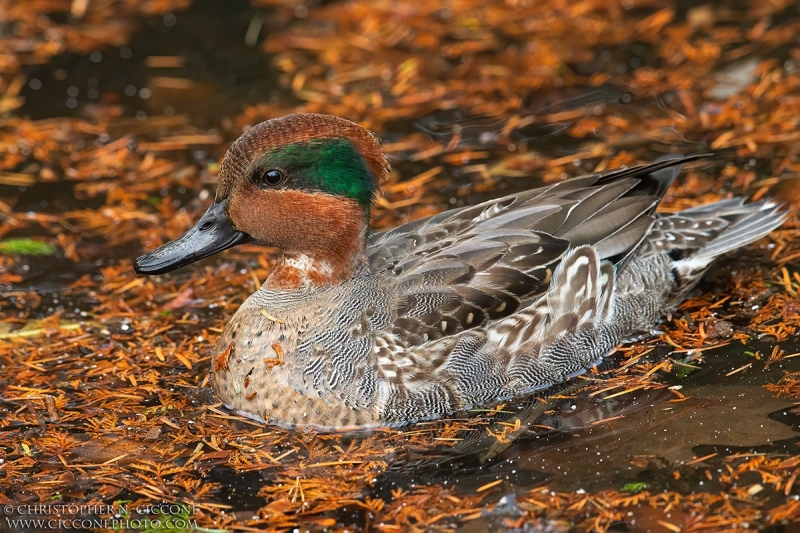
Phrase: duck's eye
[{"left": 254, "top": 169, "right": 285, "bottom": 188}]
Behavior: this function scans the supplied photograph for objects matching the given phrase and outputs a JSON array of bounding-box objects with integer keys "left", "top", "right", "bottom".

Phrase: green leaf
[
  {"left": 621, "top": 482, "right": 649, "bottom": 493},
  {"left": 674, "top": 363, "right": 699, "bottom": 379},
  {"left": 0, "top": 238, "right": 56, "bottom": 256}
]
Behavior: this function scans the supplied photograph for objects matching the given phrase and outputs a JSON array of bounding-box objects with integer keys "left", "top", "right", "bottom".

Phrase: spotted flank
[{"left": 134, "top": 114, "right": 788, "bottom": 431}]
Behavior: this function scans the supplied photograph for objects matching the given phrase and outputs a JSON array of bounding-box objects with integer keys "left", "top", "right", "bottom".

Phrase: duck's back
[{"left": 364, "top": 156, "right": 699, "bottom": 342}]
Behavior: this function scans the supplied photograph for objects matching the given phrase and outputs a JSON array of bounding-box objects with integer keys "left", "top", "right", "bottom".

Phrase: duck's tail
[{"left": 649, "top": 198, "right": 787, "bottom": 305}]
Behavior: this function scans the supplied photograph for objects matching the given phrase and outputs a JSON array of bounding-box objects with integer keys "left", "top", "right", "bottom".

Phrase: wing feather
[{"left": 369, "top": 155, "right": 704, "bottom": 347}]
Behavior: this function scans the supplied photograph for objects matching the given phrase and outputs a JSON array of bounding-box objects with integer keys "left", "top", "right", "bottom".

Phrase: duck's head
[{"left": 134, "top": 113, "right": 390, "bottom": 288}]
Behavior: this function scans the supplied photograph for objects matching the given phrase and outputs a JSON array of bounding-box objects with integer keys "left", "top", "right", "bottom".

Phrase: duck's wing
[{"left": 366, "top": 155, "right": 707, "bottom": 345}]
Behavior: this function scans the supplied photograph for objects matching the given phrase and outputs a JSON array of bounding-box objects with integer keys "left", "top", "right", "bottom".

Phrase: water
[{"left": 2, "top": 0, "right": 800, "bottom": 531}]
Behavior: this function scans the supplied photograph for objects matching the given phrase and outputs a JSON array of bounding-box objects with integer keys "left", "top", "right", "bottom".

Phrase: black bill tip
[{"left": 135, "top": 199, "right": 249, "bottom": 275}]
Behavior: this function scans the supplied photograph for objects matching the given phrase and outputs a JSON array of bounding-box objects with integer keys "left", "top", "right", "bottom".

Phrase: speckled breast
[{"left": 211, "top": 275, "right": 395, "bottom": 430}]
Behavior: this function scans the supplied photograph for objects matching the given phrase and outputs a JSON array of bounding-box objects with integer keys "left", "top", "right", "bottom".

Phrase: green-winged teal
[{"left": 135, "top": 113, "right": 786, "bottom": 431}]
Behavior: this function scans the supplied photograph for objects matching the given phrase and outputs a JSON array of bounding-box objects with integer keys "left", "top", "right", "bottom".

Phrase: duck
[{"left": 134, "top": 113, "right": 786, "bottom": 431}]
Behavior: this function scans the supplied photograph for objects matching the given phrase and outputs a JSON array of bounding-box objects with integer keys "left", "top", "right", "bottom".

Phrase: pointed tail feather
[
  {"left": 689, "top": 201, "right": 786, "bottom": 263},
  {"left": 672, "top": 200, "right": 786, "bottom": 276}
]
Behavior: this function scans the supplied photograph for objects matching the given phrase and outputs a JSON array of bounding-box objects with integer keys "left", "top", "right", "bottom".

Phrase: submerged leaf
[{"left": 0, "top": 238, "right": 56, "bottom": 256}]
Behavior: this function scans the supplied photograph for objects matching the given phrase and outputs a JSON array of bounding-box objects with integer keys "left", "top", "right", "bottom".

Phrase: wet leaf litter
[{"left": 2, "top": 0, "right": 800, "bottom": 531}]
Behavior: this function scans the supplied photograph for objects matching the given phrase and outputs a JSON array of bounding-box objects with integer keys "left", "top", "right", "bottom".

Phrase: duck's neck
[
  {"left": 228, "top": 188, "right": 372, "bottom": 290},
  {"left": 262, "top": 198, "right": 370, "bottom": 290},
  {"left": 265, "top": 250, "right": 368, "bottom": 289}
]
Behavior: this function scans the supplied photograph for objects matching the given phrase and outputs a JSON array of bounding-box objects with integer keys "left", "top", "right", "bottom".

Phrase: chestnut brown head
[{"left": 134, "top": 114, "right": 390, "bottom": 281}]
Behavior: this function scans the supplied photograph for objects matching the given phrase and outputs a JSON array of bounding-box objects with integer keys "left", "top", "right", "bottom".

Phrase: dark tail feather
[{"left": 596, "top": 152, "right": 712, "bottom": 202}]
